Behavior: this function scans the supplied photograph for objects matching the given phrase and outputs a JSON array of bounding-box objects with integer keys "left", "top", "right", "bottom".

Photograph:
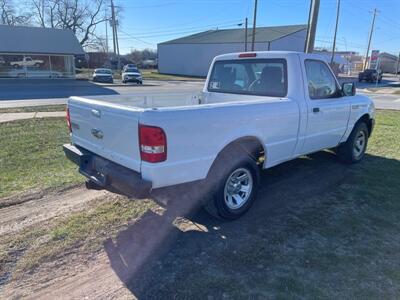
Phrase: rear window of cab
[{"left": 208, "top": 58, "right": 288, "bottom": 97}]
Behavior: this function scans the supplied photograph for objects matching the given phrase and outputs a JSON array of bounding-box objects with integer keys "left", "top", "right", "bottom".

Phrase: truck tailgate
[{"left": 68, "top": 96, "right": 142, "bottom": 172}]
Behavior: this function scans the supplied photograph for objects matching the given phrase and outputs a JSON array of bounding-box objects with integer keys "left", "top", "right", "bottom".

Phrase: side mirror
[{"left": 342, "top": 82, "right": 355, "bottom": 96}]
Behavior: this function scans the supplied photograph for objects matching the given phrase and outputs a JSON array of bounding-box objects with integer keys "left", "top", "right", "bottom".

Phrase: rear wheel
[
  {"left": 204, "top": 154, "right": 260, "bottom": 220},
  {"left": 337, "top": 122, "right": 369, "bottom": 163}
]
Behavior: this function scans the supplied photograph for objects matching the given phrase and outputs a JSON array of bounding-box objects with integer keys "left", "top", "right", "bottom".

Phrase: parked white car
[
  {"left": 10, "top": 57, "right": 44, "bottom": 68},
  {"left": 122, "top": 67, "right": 142, "bottom": 84},
  {"left": 64, "top": 51, "right": 375, "bottom": 220}
]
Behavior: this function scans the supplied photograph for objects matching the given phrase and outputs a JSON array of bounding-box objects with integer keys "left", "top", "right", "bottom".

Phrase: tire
[
  {"left": 204, "top": 152, "right": 260, "bottom": 220},
  {"left": 337, "top": 122, "right": 369, "bottom": 164}
]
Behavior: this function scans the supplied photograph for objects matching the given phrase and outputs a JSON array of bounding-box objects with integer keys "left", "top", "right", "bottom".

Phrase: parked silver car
[{"left": 92, "top": 68, "right": 113, "bottom": 83}]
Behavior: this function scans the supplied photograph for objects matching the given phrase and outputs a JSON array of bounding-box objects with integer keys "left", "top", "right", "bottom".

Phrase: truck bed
[{"left": 70, "top": 92, "right": 202, "bottom": 109}]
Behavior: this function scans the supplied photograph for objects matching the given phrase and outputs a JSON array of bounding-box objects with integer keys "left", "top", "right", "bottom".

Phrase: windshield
[
  {"left": 95, "top": 69, "right": 111, "bottom": 74},
  {"left": 208, "top": 58, "right": 287, "bottom": 97},
  {"left": 126, "top": 68, "right": 139, "bottom": 73}
]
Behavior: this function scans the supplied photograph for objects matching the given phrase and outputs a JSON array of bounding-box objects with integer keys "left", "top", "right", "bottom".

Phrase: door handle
[{"left": 313, "top": 107, "right": 320, "bottom": 113}]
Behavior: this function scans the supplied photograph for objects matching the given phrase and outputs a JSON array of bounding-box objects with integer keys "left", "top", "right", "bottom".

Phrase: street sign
[{"left": 370, "top": 50, "right": 379, "bottom": 69}]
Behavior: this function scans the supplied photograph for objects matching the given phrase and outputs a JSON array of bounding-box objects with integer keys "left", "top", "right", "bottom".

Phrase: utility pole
[
  {"left": 303, "top": 0, "right": 312, "bottom": 52},
  {"left": 111, "top": 0, "right": 116, "bottom": 56},
  {"left": 305, "top": 0, "right": 320, "bottom": 53},
  {"left": 364, "top": 8, "right": 378, "bottom": 71},
  {"left": 105, "top": 9, "right": 109, "bottom": 53},
  {"left": 396, "top": 52, "right": 400, "bottom": 78},
  {"left": 110, "top": 0, "right": 120, "bottom": 71},
  {"left": 330, "top": 0, "right": 340, "bottom": 64},
  {"left": 251, "top": 0, "right": 258, "bottom": 51},
  {"left": 245, "top": 17, "right": 248, "bottom": 52},
  {"left": 115, "top": 26, "right": 121, "bottom": 71},
  {"left": 41, "top": 0, "right": 45, "bottom": 26}
]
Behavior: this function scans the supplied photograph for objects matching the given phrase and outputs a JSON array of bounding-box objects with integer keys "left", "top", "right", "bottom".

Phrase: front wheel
[
  {"left": 337, "top": 122, "right": 369, "bottom": 164},
  {"left": 204, "top": 156, "right": 260, "bottom": 220}
]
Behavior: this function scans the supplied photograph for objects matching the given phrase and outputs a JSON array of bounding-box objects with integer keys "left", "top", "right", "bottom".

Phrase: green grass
[
  {"left": 0, "top": 118, "right": 80, "bottom": 199},
  {"left": 0, "top": 105, "right": 66, "bottom": 114},
  {"left": 140, "top": 69, "right": 204, "bottom": 81}
]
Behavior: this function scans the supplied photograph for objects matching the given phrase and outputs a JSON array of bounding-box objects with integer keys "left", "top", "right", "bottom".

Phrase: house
[{"left": 0, "top": 25, "right": 85, "bottom": 78}]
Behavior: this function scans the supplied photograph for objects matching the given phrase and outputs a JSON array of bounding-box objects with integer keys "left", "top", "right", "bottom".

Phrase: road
[
  {"left": 0, "top": 79, "right": 399, "bottom": 110},
  {"left": 0, "top": 79, "right": 205, "bottom": 108}
]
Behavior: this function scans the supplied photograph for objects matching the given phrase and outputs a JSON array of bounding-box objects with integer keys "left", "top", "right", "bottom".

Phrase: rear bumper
[
  {"left": 63, "top": 144, "right": 151, "bottom": 198},
  {"left": 123, "top": 78, "right": 142, "bottom": 83},
  {"left": 93, "top": 77, "right": 113, "bottom": 83}
]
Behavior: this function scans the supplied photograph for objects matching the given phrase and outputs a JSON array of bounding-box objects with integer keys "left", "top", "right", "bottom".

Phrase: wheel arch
[
  {"left": 206, "top": 136, "right": 266, "bottom": 178},
  {"left": 357, "top": 113, "right": 374, "bottom": 136}
]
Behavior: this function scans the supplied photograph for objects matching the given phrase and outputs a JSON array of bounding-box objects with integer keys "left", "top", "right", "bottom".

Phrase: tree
[
  {"left": 0, "top": 0, "right": 31, "bottom": 25},
  {"left": 125, "top": 49, "right": 157, "bottom": 65},
  {"left": 30, "top": 0, "right": 111, "bottom": 47}
]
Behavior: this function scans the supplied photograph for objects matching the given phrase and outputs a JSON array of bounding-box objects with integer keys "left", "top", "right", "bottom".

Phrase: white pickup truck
[{"left": 64, "top": 51, "right": 375, "bottom": 220}]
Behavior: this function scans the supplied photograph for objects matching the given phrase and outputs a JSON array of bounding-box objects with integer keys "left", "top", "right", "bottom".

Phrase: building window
[{"left": 0, "top": 53, "right": 75, "bottom": 78}]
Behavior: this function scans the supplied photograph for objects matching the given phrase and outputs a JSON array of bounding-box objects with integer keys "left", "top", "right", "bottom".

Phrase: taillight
[
  {"left": 139, "top": 124, "right": 167, "bottom": 163},
  {"left": 66, "top": 107, "right": 72, "bottom": 132},
  {"left": 239, "top": 52, "right": 257, "bottom": 58}
]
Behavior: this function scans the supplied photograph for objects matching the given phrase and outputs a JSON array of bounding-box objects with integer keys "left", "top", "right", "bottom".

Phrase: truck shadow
[{"left": 103, "top": 151, "right": 396, "bottom": 298}]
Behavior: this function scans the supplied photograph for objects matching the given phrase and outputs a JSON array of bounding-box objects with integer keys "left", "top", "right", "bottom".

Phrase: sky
[{"left": 108, "top": 0, "right": 400, "bottom": 55}]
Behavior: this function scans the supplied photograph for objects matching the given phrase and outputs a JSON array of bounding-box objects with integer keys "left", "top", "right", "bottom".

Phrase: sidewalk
[{"left": 0, "top": 111, "right": 64, "bottom": 123}]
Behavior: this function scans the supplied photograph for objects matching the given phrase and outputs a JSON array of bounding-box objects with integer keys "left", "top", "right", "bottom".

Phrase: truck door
[{"left": 300, "top": 59, "right": 351, "bottom": 154}]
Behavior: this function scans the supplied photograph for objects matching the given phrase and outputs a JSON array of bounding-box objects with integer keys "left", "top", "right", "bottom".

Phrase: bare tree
[
  {"left": 0, "top": 0, "right": 31, "bottom": 25},
  {"left": 31, "top": 0, "right": 111, "bottom": 47}
]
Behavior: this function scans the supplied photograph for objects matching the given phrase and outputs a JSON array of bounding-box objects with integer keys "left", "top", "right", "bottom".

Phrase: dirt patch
[
  {"left": 2, "top": 253, "right": 134, "bottom": 300},
  {"left": 0, "top": 186, "right": 108, "bottom": 236}
]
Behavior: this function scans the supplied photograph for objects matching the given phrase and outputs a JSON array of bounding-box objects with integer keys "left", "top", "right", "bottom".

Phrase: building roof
[
  {"left": 379, "top": 52, "right": 398, "bottom": 60},
  {"left": 160, "top": 24, "right": 307, "bottom": 45},
  {"left": 0, "top": 25, "right": 85, "bottom": 55}
]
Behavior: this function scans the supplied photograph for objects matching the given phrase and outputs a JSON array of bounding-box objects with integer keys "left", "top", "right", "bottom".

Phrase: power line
[{"left": 123, "top": 19, "right": 243, "bottom": 36}]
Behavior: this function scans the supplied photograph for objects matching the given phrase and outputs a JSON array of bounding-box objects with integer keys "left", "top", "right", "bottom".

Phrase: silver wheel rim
[
  {"left": 353, "top": 130, "right": 366, "bottom": 158},
  {"left": 223, "top": 168, "right": 253, "bottom": 210}
]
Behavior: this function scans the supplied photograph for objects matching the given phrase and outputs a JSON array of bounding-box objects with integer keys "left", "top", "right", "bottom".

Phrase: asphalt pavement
[
  {"left": 0, "top": 78, "right": 399, "bottom": 110},
  {"left": 0, "top": 79, "right": 205, "bottom": 108}
]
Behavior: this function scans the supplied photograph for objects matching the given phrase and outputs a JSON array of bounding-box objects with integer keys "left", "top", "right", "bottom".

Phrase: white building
[{"left": 158, "top": 25, "right": 308, "bottom": 77}]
